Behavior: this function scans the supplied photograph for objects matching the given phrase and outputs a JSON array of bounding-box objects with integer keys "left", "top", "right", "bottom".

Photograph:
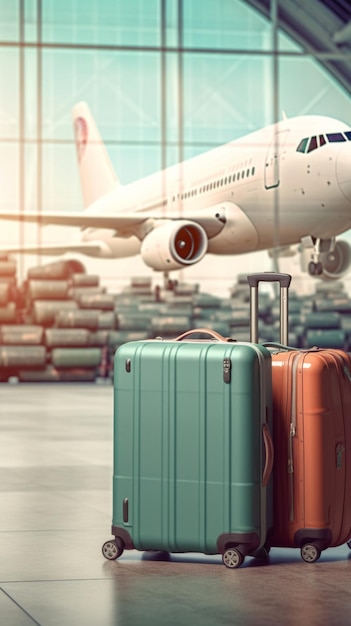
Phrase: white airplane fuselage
[
  {"left": 80, "top": 115, "right": 351, "bottom": 259},
  {"left": 2, "top": 106, "right": 351, "bottom": 279}
]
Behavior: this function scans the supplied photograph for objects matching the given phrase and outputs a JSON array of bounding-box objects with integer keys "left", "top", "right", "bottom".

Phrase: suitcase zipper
[{"left": 288, "top": 353, "right": 300, "bottom": 522}]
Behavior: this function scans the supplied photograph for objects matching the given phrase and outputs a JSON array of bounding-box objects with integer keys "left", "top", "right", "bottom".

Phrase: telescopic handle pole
[{"left": 247, "top": 272, "right": 292, "bottom": 344}]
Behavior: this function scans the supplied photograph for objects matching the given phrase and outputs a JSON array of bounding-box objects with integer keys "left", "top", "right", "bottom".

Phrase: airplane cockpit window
[
  {"left": 297, "top": 130, "right": 351, "bottom": 153},
  {"left": 307, "top": 136, "right": 318, "bottom": 152},
  {"left": 326, "top": 132, "right": 346, "bottom": 142},
  {"left": 296, "top": 137, "right": 308, "bottom": 153}
]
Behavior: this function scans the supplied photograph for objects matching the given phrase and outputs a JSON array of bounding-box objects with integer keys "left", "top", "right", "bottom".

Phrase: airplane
[{"left": 1, "top": 101, "right": 351, "bottom": 280}]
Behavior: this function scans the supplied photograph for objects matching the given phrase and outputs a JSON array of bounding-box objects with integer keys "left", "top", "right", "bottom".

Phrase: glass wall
[{"left": 1, "top": 0, "right": 351, "bottom": 293}]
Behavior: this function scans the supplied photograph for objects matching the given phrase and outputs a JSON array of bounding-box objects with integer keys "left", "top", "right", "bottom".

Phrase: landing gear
[
  {"left": 300, "top": 236, "right": 336, "bottom": 278},
  {"left": 308, "top": 261, "right": 323, "bottom": 276}
]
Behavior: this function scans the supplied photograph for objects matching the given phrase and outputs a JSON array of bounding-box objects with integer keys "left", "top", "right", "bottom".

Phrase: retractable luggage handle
[{"left": 247, "top": 272, "right": 292, "bottom": 344}]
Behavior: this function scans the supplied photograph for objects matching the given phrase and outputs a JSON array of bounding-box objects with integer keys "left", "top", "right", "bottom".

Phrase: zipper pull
[
  {"left": 288, "top": 423, "right": 295, "bottom": 474},
  {"left": 336, "top": 443, "right": 345, "bottom": 469}
]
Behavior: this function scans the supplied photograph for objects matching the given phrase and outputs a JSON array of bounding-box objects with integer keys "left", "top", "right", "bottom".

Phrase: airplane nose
[{"left": 336, "top": 150, "right": 351, "bottom": 201}]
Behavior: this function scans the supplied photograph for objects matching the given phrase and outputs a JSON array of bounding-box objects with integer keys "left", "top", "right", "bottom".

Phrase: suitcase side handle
[
  {"left": 174, "top": 328, "right": 233, "bottom": 342},
  {"left": 262, "top": 342, "right": 298, "bottom": 353},
  {"left": 262, "top": 423, "right": 274, "bottom": 488}
]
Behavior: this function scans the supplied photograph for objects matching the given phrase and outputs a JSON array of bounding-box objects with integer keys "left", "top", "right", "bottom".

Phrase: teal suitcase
[{"left": 102, "top": 329, "right": 274, "bottom": 569}]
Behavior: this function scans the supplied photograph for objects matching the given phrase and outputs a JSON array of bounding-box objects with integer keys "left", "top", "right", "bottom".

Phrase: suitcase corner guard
[
  {"left": 111, "top": 526, "right": 135, "bottom": 550},
  {"left": 217, "top": 532, "right": 260, "bottom": 557}
]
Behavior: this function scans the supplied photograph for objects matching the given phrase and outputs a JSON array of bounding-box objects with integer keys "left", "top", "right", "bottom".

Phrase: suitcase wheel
[
  {"left": 300, "top": 543, "right": 321, "bottom": 563},
  {"left": 222, "top": 548, "right": 244, "bottom": 569},
  {"left": 102, "top": 539, "right": 124, "bottom": 561},
  {"left": 253, "top": 545, "right": 270, "bottom": 560}
]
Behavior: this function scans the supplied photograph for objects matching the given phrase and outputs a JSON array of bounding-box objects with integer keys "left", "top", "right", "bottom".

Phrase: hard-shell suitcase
[
  {"left": 248, "top": 272, "right": 351, "bottom": 563},
  {"left": 103, "top": 328, "right": 274, "bottom": 569}
]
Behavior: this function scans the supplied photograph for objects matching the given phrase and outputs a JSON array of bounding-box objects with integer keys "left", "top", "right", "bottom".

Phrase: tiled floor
[{"left": 0, "top": 383, "right": 350, "bottom": 626}]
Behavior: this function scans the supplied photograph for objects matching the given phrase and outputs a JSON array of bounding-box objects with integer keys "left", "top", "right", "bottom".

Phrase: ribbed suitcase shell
[
  {"left": 109, "top": 336, "right": 273, "bottom": 567},
  {"left": 269, "top": 348, "right": 351, "bottom": 555},
  {"left": 248, "top": 272, "right": 351, "bottom": 562}
]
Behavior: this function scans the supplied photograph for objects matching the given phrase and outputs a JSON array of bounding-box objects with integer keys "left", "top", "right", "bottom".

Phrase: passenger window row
[{"left": 175, "top": 166, "right": 256, "bottom": 201}]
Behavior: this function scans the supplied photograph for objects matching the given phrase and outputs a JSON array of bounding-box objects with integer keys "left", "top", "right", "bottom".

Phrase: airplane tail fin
[{"left": 72, "top": 102, "right": 119, "bottom": 207}]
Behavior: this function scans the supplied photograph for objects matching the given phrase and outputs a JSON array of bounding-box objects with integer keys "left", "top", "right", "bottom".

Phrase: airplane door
[{"left": 264, "top": 130, "right": 289, "bottom": 189}]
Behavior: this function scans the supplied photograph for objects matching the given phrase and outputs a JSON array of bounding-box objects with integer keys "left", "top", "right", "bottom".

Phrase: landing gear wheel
[
  {"left": 222, "top": 548, "right": 244, "bottom": 569},
  {"left": 102, "top": 539, "right": 124, "bottom": 560},
  {"left": 308, "top": 261, "right": 323, "bottom": 276},
  {"left": 301, "top": 543, "right": 321, "bottom": 563}
]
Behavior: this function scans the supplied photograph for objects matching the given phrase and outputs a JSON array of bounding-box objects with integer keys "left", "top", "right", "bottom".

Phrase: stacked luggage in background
[
  {"left": 3, "top": 255, "right": 351, "bottom": 382},
  {"left": 103, "top": 272, "right": 351, "bottom": 568},
  {"left": 0, "top": 258, "right": 107, "bottom": 382},
  {"left": 0, "top": 255, "right": 46, "bottom": 381}
]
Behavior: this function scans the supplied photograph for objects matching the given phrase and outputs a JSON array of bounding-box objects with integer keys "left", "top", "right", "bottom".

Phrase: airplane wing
[
  {"left": 0, "top": 240, "right": 107, "bottom": 256},
  {"left": 0, "top": 210, "right": 145, "bottom": 229},
  {"left": 0, "top": 207, "right": 227, "bottom": 238}
]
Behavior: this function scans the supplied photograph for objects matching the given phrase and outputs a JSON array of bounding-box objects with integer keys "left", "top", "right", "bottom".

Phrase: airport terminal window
[
  {"left": 3, "top": 0, "right": 351, "bottom": 285},
  {"left": 42, "top": 0, "right": 160, "bottom": 46},
  {"left": 182, "top": 0, "right": 285, "bottom": 52},
  {"left": 0, "top": 2, "right": 18, "bottom": 41}
]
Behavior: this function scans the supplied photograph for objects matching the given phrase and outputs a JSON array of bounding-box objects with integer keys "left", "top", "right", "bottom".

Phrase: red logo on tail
[{"left": 74, "top": 117, "right": 88, "bottom": 162}]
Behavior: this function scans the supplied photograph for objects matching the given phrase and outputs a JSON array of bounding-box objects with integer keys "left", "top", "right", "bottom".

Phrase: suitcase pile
[{"left": 102, "top": 273, "right": 351, "bottom": 568}]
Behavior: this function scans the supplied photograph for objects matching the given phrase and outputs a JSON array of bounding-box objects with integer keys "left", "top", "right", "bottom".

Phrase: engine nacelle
[
  {"left": 140, "top": 220, "right": 208, "bottom": 271},
  {"left": 322, "top": 240, "right": 351, "bottom": 280}
]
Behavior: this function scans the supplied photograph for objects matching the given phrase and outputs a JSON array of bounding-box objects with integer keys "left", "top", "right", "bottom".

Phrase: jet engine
[
  {"left": 321, "top": 240, "right": 351, "bottom": 280},
  {"left": 140, "top": 220, "right": 208, "bottom": 271}
]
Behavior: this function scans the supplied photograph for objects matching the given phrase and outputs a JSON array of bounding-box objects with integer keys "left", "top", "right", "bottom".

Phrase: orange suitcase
[{"left": 248, "top": 272, "right": 351, "bottom": 563}]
